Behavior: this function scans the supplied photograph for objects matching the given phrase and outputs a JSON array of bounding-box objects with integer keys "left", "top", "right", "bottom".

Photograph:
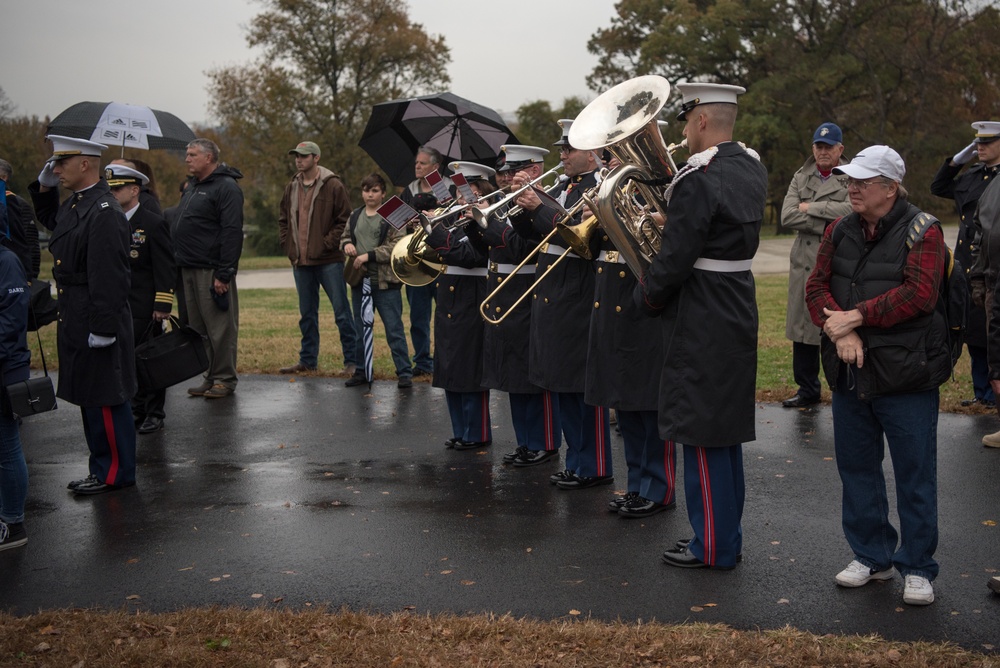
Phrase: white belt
[
  {"left": 490, "top": 262, "right": 537, "bottom": 276},
  {"left": 442, "top": 266, "right": 487, "bottom": 277},
  {"left": 693, "top": 257, "right": 753, "bottom": 273},
  {"left": 541, "top": 242, "right": 582, "bottom": 260},
  {"left": 597, "top": 250, "right": 626, "bottom": 264}
]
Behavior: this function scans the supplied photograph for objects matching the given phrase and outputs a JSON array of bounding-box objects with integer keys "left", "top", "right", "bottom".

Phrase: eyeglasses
[{"left": 846, "top": 178, "right": 883, "bottom": 191}]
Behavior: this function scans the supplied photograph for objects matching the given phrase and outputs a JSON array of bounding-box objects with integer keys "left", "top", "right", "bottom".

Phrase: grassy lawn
[{"left": 28, "top": 272, "right": 982, "bottom": 413}]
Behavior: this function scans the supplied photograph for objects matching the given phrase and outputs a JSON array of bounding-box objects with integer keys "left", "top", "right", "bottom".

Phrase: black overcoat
[
  {"left": 585, "top": 234, "right": 664, "bottom": 411},
  {"left": 127, "top": 204, "right": 175, "bottom": 322},
  {"left": 30, "top": 180, "right": 136, "bottom": 407},
  {"left": 512, "top": 171, "right": 598, "bottom": 393},
  {"left": 930, "top": 157, "right": 998, "bottom": 348},
  {"left": 473, "top": 214, "right": 543, "bottom": 394},
  {"left": 427, "top": 225, "right": 488, "bottom": 392},
  {"left": 636, "top": 142, "right": 766, "bottom": 447}
]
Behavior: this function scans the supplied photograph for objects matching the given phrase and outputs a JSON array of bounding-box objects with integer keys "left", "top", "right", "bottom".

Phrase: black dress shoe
[
  {"left": 444, "top": 437, "right": 461, "bottom": 449},
  {"left": 618, "top": 497, "right": 674, "bottom": 518},
  {"left": 511, "top": 449, "right": 558, "bottom": 467},
  {"left": 550, "top": 469, "right": 574, "bottom": 485},
  {"left": 503, "top": 446, "right": 528, "bottom": 463},
  {"left": 608, "top": 491, "right": 639, "bottom": 511},
  {"left": 556, "top": 473, "right": 614, "bottom": 490},
  {"left": 674, "top": 537, "right": 743, "bottom": 562},
  {"left": 72, "top": 479, "right": 135, "bottom": 496},
  {"left": 138, "top": 416, "right": 164, "bottom": 434},
  {"left": 781, "top": 394, "right": 820, "bottom": 408},
  {"left": 453, "top": 440, "right": 491, "bottom": 451},
  {"left": 345, "top": 374, "right": 367, "bottom": 387},
  {"left": 67, "top": 474, "right": 99, "bottom": 490},
  {"left": 662, "top": 547, "right": 713, "bottom": 569}
]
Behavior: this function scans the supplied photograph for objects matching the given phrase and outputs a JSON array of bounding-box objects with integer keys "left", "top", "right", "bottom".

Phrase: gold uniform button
[
  {"left": 619, "top": 271, "right": 626, "bottom": 278},
  {"left": 597, "top": 266, "right": 603, "bottom": 274},
  {"left": 449, "top": 286, "right": 455, "bottom": 292},
  {"left": 447, "top": 313, "right": 452, "bottom": 319},
  {"left": 544, "top": 297, "right": 549, "bottom": 303},
  {"left": 616, "top": 305, "right": 622, "bottom": 312},
  {"left": 497, "top": 277, "right": 502, "bottom": 284},
  {"left": 603, "top": 234, "right": 609, "bottom": 241},
  {"left": 58, "top": 289, "right": 63, "bottom": 294},
  {"left": 56, "top": 259, "right": 62, "bottom": 266},
  {"left": 594, "top": 301, "right": 600, "bottom": 308},
  {"left": 495, "top": 306, "right": 501, "bottom": 313}
]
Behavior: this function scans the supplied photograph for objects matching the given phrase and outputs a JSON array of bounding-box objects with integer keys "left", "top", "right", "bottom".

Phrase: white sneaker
[
  {"left": 835, "top": 559, "right": 896, "bottom": 587},
  {"left": 983, "top": 430, "right": 1000, "bottom": 448},
  {"left": 903, "top": 574, "right": 935, "bottom": 605}
]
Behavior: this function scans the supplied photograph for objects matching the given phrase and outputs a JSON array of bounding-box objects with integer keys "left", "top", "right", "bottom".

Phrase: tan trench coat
[{"left": 781, "top": 156, "right": 852, "bottom": 345}]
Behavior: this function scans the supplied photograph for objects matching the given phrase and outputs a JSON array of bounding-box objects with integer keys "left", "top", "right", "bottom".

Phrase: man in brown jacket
[{"left": 278, "top": 141, "right": 358, "bottom": 374}]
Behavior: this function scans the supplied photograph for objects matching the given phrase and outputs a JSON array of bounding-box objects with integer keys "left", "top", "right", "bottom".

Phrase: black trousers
[{"left": 792, "top": 341, "right": 822, "bottom": 400}]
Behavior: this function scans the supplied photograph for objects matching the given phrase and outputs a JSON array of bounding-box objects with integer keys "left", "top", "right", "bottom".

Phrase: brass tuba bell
[
  {"left": 569, "top": 74, "right": 679, "bottom": 279},
  {"left": 390, "top": 226, "right": 445, "bottom": 287}
]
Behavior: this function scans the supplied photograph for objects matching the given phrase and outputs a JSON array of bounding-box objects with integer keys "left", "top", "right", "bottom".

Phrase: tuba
[
  {"left": 569, "top": 75, "right": 679, "bottom": 279},
  {"left": 390, "top": 225, "right": 445, "bottom": 287}
]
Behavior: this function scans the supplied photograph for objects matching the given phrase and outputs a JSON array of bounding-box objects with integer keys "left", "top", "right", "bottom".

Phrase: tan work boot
[{"left": 982, "top": 430, "right": 1000, "bottom": 448}]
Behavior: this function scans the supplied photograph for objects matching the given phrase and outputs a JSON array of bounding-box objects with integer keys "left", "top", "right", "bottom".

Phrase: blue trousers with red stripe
[
  {"left": 556, "top": 392, "right": 612, "bottom": 478},
  {"left": 682, "top": 443, "right": 744, "bottom": 568},
  {"left": 444, "top": 390, "right": 492, "bottom": 443},
  {"left": 619, "top": 409, "right": 676, "bottom": 504},
  {"left": 81, "top": 402, "right": 137, "bottom": 487},
  {"left": 509, "top": 391, "right": 559, "bottom": 451}
]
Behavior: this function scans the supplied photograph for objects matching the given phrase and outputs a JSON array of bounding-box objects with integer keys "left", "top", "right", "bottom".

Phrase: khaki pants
[{"left": 181, "top": 268, "right": 239, "bottom": 389}]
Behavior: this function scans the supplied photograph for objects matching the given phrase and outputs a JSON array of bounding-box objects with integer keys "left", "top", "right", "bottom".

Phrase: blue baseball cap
[{"left": 813, "top": 123, "right": 843, "bottom": 146}]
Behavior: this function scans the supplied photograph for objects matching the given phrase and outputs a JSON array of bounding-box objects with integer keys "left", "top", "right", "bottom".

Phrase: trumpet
[
  {"left": 479, "top": 192, "right": 599, "bottom": 325},
  {"left": 470, "top": 166, "right": 563, "bottom": 227}
]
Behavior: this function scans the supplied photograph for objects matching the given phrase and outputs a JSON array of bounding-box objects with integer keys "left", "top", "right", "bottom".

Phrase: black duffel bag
[{"left": 134, "top": 317, "right": 209, "bottom": 391}]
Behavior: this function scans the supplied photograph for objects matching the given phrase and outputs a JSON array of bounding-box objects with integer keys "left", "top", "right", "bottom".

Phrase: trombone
[
  {"left": 479, "top": 192, "right": 599, "bottom": 325},
  {"left": 470, "top": 166, "right": 563, "bottom": 227}
]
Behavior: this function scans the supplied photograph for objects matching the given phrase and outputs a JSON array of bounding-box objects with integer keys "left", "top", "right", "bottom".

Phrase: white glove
[
  {"left": 88, "top": 333, "right": 116, "bottom": 348},
  {"left": 953, "top": 141, "right": 978, "bottom": 165},
  {"left": 37, "top": 161, "right": 60, "bottom": 188}
]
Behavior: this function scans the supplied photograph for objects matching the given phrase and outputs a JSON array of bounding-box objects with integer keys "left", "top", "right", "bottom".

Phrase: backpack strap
[{"left": 905, "top": 212, "right": 941, "bottom": 250}]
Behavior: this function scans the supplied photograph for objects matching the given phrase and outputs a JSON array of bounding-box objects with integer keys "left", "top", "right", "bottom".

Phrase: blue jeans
[
  {"left": 832, "top": 388, "right": 939, "bottom": 580},
  {"left": 406, "top": 283, "right": 434, "bottom": 372},
  {"left": 293, "top": 263, "right": 358, "bottom": 368},
  {"left": 351, "top": 282, "right": 412, "bottom": 379},
  {"left": 968, "top": 344, "right": 995, "bottom": 403},
  {"left": 0, "top": 412, "right": 28, "bottom": 524}
]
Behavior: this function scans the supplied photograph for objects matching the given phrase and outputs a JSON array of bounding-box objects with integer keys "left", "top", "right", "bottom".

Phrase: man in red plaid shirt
[{"left": 805, "top": 145, "right": 949, "bottom": 608}]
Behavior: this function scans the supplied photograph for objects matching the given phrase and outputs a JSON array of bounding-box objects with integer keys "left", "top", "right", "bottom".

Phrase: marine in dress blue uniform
[
  {"left": 426, "top": 161, "right": 494, "bottom": 450},
  {"left": 106, "top": 164, "right": 175, "bottom": 435},
  {"left": 930, "top": 120, "right": 1000, "bottom": 406},
  {"left": 636, "top": 84, "right": 766, "bottom": 568},
  {"left": 28, "top": 136, "right": 137, "bottom": 496},
  {"left": 509, "top": 126, "right": 613, "bottom": 489},
  {"left": 471, "top": 146, "right": 559, "bottom": 463}
]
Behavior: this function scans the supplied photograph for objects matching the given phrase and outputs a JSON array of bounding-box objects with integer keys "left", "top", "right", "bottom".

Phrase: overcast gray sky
[{"left": 1, "top": 0, "right": 620, "bottom": 126}]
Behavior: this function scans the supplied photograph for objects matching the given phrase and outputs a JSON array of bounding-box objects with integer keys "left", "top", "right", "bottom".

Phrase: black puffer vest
[{"left": 822, "top": 200, "right": 951, "bottom": 400}]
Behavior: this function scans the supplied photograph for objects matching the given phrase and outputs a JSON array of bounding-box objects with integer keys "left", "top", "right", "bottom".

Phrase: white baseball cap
[{"left": 833, "top": 145, "right": 905, "bottom": 183}]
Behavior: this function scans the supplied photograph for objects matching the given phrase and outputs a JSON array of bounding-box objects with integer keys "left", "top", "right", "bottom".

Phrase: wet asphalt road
[{"left": 3, "top": 374, "right": 999, "bottom": 653}]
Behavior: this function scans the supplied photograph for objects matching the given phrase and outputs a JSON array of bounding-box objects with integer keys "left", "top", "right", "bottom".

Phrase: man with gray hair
[{"left": 173, "top": 138, "right": 244, "bottom": 399}]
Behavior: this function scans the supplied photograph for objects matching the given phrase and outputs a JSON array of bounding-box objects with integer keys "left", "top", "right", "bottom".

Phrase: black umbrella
[
  {"left": 359, "top": 92, "right": 518, "bottom": 187},
  {"left": 47, "top": 101, "right": 196, "bottom": 153}
]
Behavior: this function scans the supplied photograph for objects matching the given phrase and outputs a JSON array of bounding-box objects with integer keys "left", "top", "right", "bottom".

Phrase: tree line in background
[{"left": 2, "top": 0, "right": 999, "bottom": 256}]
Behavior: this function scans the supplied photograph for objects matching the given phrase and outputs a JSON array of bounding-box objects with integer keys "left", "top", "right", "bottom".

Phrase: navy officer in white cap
[
  {"left": 637, "top": 83, "right": 767, "bottom": 569},
  {"left": 932, "top": 120, "right": 1000, "bottom": 409},
  {"left": 423, "top": 161, "right": 494, "bottom": 451},
  {"left": 28, "top": 135, "right": 137, "bottom": 495},
  {"left": 106, "top": 163, "right": 176, "bottom": 436},
  {"left": 470, "top": 144, "right": 560, "bottom": 468}
]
